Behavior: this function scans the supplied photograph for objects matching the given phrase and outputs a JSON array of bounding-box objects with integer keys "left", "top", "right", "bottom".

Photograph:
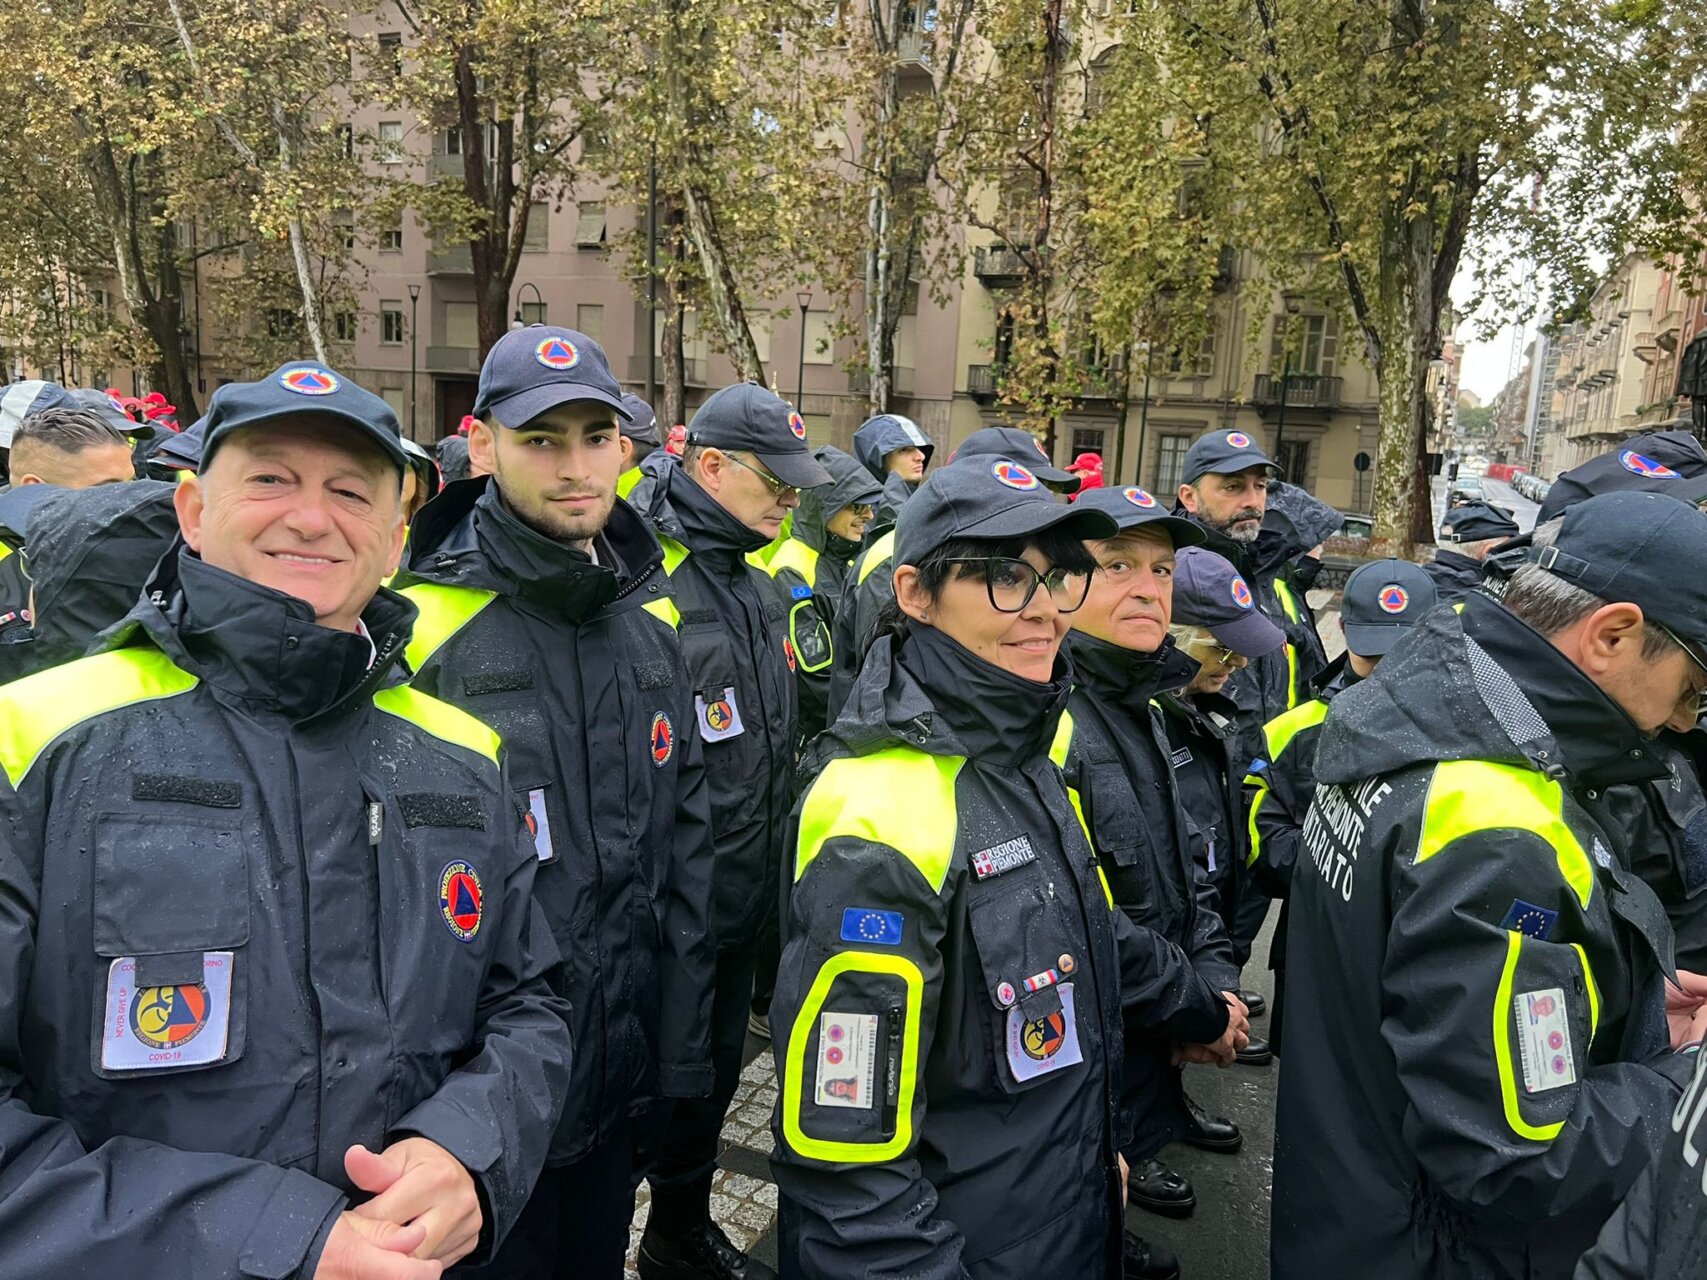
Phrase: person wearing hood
[
  {"left": 626, "top": 383, "right": 830, "bottom": 1280},
  {"left": 826, "top": 427, "right": 1078, "bottom": 724},
  {"left": 0, "top": 480, "right": 178, "bottom": 685},
  {"left": 392, "top": 327, "right": 716, "bottom": 1280},
  {"left": 0, "top": 362, "right": 573, "bottom": 1278},
  {"left": 1427, "top": 502, "right": 1520, "bottom": 605},
  {"left": 770, "top": 459, "right": 1230, "bottom": 1280},
  {"left": 753, "top": 444, "right": 883, "bottom": 745},
  {"left": 1243, "top": 559, "right": 1437, "bottom": 1054},
  {"left": 1271, "top": 491, "right": 1707, "bottom": 1280},
  {"left": 438, "top": 431, "right": 475, "bottom": 485},
  {"left": 0, "top": 379, "right": 76, "bottom": 482},
  {"left": 852, "top": 412, "right": 933, "bottom": 534},
  {"left": 1159, "top": 545, "right": 1289, "bottom": 1067},
  {"left": 1051, "top": 485, "right": 1251, "bottom": 1276}
]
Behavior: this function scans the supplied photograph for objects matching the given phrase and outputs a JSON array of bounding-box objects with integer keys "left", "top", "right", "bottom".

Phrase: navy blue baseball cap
[
  {"left": 896, "top": 457, "right": 1116, "bottom": 565},
  {"left": 152, "top": 418, "right": 206, "bottom": 472},
  {"left": 1182, "top": 428, "right": 1280, "bottom": 485},
  {"left": 687, "top": 384, "right": 833, "bottom": 489},
  {"left": 1170, "top": 545, "right": 1286, "bottom": 656},
  {"left": 201, "top": 363, "right": 408, "bottom": 471},
  {"left": 1073, "top": 485, "right": 1207, "bottom": 547},
  {"left": 1342, "top": 559, "right": 1437, "bottom": 656},
  {"left": 70, "top": 389, "right": 159, "bottom": 441},
  {"left": 948, "top": 427, "right": 1079, "bottom": 492},
  {"left": 1533, "top": 490, "right": 1707, "bottom": 663},
  {"left": 473, "top": 325, "right": 631, "bottom": 429},
  {"left": 619, "top": 393, "right": 662, "bottom": 446},
  {"left": 1537, "top": 430, "right": 1707, "bottom": 522},
  {"left": 1440, "top": 501, "right": 1519, "bottom": 544},
  {"left": 0, "top": 381, "right": 77, "bottom": 449}
]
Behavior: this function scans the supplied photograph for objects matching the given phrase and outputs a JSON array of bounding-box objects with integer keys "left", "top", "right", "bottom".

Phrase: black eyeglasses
[
  {"left": 1658, "top": 622, "right": 1707, "bottom": 719},
  {"left": 724, "top": 453, "right": 798, "bottom": 499},
  {"left": 941, "top": 557, "right": 1092, "bottom": 614}
]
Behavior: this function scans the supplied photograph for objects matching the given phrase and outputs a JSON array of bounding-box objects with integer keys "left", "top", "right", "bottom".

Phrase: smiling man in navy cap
[
  {"left": 0, "top": 361, "right": 573, "bottom": 1280},
  {"left": 625, "top": 384, "right": 829, "bottom": 1280}
]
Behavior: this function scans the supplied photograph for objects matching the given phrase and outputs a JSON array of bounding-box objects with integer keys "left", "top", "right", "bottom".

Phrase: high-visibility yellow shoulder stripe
[
  {"left": 1049, "top": 709, "right": 1074, "bottom": 769},
  {"left": 659, "top": 536, "right": 690, "bottom": 577},
  {"left": 373, "top": 684, "right": 500, "bottom": 768},
  {"left": 764, "top": 538, "right": 821, "bottom": 584},
  {"left": 855, "top": 531, "right": 897, "bottom": 586},
  {"left": 0, "top": 647, "right": 198, "bottom": 788},
  {"left": 1284, "top": 643, "right": 1301, "bottom": 709},
  {"left": 1494, "top": 931, "right": 1565, "bottom": 1142},
  {"left": 0, "top": 542, "right": 13, "bottom": 563},
  {"left": 644, "top": 597, "right": 682, "bottom": 630},
  {"left": 1275, "top": 577, "right": 1301, "bottom": 623},
  {"left": 401, "top": 581, "right": 499, "bottom": 673},
  {"left": 1262, "top": 697, "right": 1329, "bottom": 764},
  {"left": 1418, "top": 760, "right": 1593, "bottom": 908},
  {"left": 783, "top": 950, "right": 924, "bottom": 1164},
  {"left": 617, "top": 466, "right": 644, "bottom": 499},
  {"left": 796, "top": 747, "right": 963, "bottom": 891}
]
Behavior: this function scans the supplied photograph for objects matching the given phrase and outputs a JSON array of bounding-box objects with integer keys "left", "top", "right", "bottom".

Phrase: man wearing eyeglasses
[
  {"left": 626, "top": 383, "right": 831, "bottom": 1280},
  {"left": 1272, "top": 492, "right": 1707, "bottom": 1280}
]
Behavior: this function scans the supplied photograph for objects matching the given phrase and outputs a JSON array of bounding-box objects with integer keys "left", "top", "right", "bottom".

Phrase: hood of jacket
[
  {"left": 26, "top": 480, "right": 179, "bottom": 667},
  {"left": 853, "top": 414, "right": 933, "bottom": 482},
  {"left": 400, "top": 475, "right": 664, "bottom": 622},
  {"left": 1312, "top": 591, "right": 1667, "bottom": 791},
  {"left": 1263, "top": 481, "right": 1344, "bottom": 553},
  {"left": 810, "top": 620, "right": 1072, "bottom": 771},
  {"left": 103, "top": 544, "right": 415, "bottom": 724},
  {"left": 794, "top": 445, "right": 884, "bottom": 560}
]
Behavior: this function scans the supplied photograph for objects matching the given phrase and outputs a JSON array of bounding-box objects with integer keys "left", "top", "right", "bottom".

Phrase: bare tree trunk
[
  {"left": 680, "top": 183, "right": 764, "bottom": 381},
  {"left": 662, "top": 300, "right": 686, "bottom": 429}
]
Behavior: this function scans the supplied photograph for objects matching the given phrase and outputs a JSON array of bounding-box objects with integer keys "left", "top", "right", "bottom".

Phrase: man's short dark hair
[{"left": 13, "top": 406, "right": 131, "bottom": 455}]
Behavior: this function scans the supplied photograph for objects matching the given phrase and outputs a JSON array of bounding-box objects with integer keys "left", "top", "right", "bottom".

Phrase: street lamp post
[
  {"left": 796, "top": 290, "right": 812, "bottom": 405},
  {"left": 512, "top": 281, "right": 543, "bottom": 331},
  {"left": 407, "top": 283, "right": 421, "bottom": 440},
  {"left": 1272, "top": 298, "right": 1302, "bottom": 469}
]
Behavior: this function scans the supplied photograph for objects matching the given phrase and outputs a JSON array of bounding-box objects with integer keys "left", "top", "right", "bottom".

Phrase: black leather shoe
[
  {"left": 637, "top": 1220, "right": 778, "bottom": 1280},
  {"left": 1237, "top": 988, "right": 1267, "bottom": 1017},
  {"left": 1182, "top": 1093, "right": 1242, "bottom": 1154},
  {"left": 1127, "top": 1158, "right": 1195, "bottom": 1218},
  {"left": 1123, "top": 1229, "right": 1183, "bottom": 1280},
  {"left": 1235, "top": 1035, "right": 1274, "bottom": 1066}
]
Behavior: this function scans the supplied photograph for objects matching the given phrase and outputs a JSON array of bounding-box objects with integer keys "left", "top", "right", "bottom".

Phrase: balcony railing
[
  {"left": 1251, "top": 372, "right": 1342, "bottom": 409},
  {"left": 973, "top": 244, "right": 1028, "bottom": 286},
  {"left": 967, "top": 364, "right": 1000, "bottom": 399},
  {"left": 426, "top": 243, "right": 472, "bottom": 275},
  {"left": 626, "top": 354, "right": 708, "bottom": 386}
]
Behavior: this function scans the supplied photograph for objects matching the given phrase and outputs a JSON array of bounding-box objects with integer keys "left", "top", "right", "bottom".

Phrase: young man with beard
[{"left": 394, "top": 327, "right": 716, "bottom": 1279}]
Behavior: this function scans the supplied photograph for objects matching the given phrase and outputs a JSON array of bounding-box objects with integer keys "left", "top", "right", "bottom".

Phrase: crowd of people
[{"left": 0, "top": 325, "right": 1702, "bottom": 1280}]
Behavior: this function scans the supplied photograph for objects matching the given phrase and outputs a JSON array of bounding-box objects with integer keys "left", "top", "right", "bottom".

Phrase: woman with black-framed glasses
[{"left": 769, "top": 459, "right": 1229, "bottom": 1279}]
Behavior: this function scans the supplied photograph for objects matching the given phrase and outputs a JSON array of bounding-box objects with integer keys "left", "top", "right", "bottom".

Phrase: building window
[
  {"left": 90, "top": 288, "right": 111, "bottom": 325},
  {"left": 518, "top": 299, "right": 548, "bottom": 326},
  {"left": 266, "top": 308, "right": 298, "bottom": 338},
  {"left": 381, "top": 302, "right": 405, "bottom": 345},
  {"left": 381, "top": 219, "right": 403, "bottom": 252},
  {"left": 336, "top": 209, "right": 355, "bottom": 250},
  {"left": 804, "top": 311, "right": 835, "bottom": 365},
  {"left": 445, "top": 302, "right": 479, "bottom": 349},
  {"left": 1154, "top": 433, "right": 1191, "bottom": 494},
  {"left": 378, "top": 121, "right": 404, "bottom": 165},
  {"left": 445, "top": 126, "right": 461, "bottom": 155},
  {"left": 338, "top": 123, "right": 354, "bottom": 158},
  {"left": 1272, "top": 313, "right": 1337, "bottom": 377},
  {"left": 1277, "top": 439, "right": 1310, "bottom": 487},
  {"left": 334, "top": 311, "right": 358, "bottom": 341},
  {"left": 376, "top": 32, "right": 402, "bottom": 74},
  {"left": 1071, "top": 428, "right": 1106, "bottom": 457},
  {"left": 522, "top": 202, "right": 549, "bottom": 252},
  {"left": 575, "top": 303, "right": 603, "bottom": 340},
  {"left": 575, "top": 201, "right": 607, "bottom": 248}
]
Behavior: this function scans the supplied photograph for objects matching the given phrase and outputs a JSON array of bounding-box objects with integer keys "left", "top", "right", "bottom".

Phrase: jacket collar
[
  {"left": 110, "top": 545, "right": 413, "bottom": 723},
  {"left": 403, "top": 476, "right": 663, "bottom": 623},
  {"left": 643, "top": 462, "right": 774, "bottom": 566},
  {"left": 1066, "top": 631, "right": 1199, "bottom": 719}
]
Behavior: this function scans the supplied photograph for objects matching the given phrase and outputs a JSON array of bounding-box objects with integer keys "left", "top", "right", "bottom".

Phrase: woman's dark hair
[{"left": 866, "top": 526, "right": 1097, "bottom": 658}]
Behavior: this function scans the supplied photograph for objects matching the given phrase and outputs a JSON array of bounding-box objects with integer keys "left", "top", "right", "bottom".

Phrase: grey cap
[
  {"left": 1171, "top": 546, "right": 1286, "bottom": 657},
  {"left": 473, "top": 326, "right": 631, "bottom": 428},
  {"left": 895, "top": 457, "right": 1116, "bottom": 565},
  {"left": 1341, "top": 559, "right": 1437, "bottom": 656},
  {"left": 686, "top": 384, "right": 833, "bottom": 490}
]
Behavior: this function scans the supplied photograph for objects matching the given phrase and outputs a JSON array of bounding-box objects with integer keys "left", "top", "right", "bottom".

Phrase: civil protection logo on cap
[
  {"left": 1619, "top": 450, "right": 1680, "bottom": 478},
  {"left": 280, "top": 367, "right": 339, "bottom": 396},
  {"left": 1378, "top": 584, "right": 1410, "bottom": 614},
  {"left": 788, "top": 411, "right": 807, "bottom": 441},
  {"left": 992, "top": 460, "right": 1041, "bottom": 491},
  {"left": 1123, "top": 486, "right": 1158, "bottom": 509},
  {"left": 1226, "top": 432, "right": 1251, "bottom": 448},
  {"left": 534, "top": 336, "right": 581, "bottom": 371},
  {"left": 1230, "top": 576, "right": 1254, "bottom": 609}
]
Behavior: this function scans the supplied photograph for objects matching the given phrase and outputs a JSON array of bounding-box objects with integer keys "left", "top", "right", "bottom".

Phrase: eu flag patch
[
  {"left": 791, "top": 584, "right": 813, "bottom": 600},
  {"left": 1500, "top": 899, "right": 1558, "bottom": 940},
  {"left": 840, "top": 907, "right": 904, "bottom": 947}
]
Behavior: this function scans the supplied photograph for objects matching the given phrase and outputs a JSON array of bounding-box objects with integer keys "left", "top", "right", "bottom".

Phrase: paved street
[
  {"left": 1433, "top": 473, "right": 1541, "bottom": 536},
  {"left": 623, "top": 910, "right": 1286, "bottom": 1280}
]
